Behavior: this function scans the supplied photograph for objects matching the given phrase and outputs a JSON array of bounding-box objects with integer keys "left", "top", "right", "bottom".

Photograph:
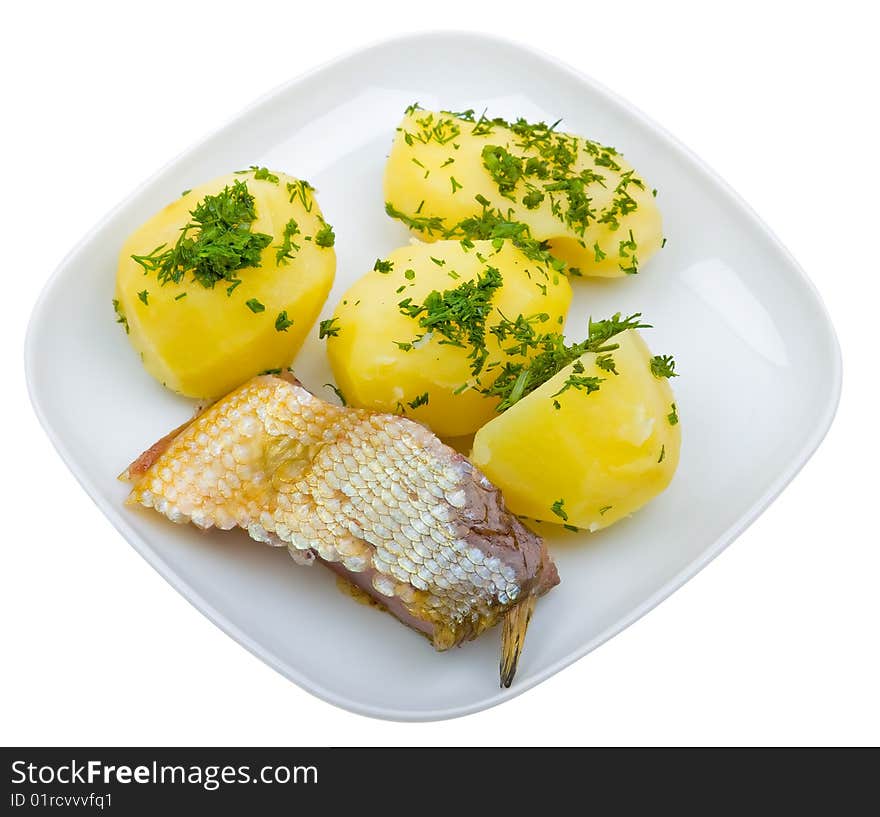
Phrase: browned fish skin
[{"left": 123, "top": 374, "right": 558, "bottom": 679}]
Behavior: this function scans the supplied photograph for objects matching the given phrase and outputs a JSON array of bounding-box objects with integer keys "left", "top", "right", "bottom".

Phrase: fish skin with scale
[{"left": 121, "top": 373, "right": 559, "bottom": 686}]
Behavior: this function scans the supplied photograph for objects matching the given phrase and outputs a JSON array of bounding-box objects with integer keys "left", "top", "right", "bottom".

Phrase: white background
[{"left": 3, "top": 0, "right": 878, "bottom": 746}]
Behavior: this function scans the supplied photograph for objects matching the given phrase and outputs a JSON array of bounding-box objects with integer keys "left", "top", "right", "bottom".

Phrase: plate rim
[{"left": 23, "top": 29, "right": 843, "bottom": 721}]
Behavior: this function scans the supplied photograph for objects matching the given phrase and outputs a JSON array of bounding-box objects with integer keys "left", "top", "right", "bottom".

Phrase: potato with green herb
[
  {"left": 384, "top": 106, "right": 662, "bottom": 277},
  {"left": 325, "top": 239, "right": 572, "bottom": 437},
  {"left": 471, "top": 323, "right": 680, "bottom": 531},
  {"left": 114, "top": 168, "right": 335, "bottom": 398}
]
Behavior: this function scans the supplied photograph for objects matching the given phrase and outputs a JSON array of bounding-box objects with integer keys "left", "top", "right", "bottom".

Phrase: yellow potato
[
  {"left": 384, "top": 107, "right": 662, "bottom": 277},
  {"left": 327, "top": 239, "right": 572, "bottom": 437},
  {"left": 115, "top": 169, "right": 335, "bottom": 398},
  {"left": 471, "top": 330, "right": 680, "bottom": 530}
]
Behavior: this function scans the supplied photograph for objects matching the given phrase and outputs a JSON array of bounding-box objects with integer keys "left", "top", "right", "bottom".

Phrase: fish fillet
[{"left": 122, "top": 373, "right": 559, "bottom": 685}]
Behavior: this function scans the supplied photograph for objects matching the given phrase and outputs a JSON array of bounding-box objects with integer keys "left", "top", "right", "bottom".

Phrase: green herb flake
[
  {"left": 385, "top": 202, "right": 446, "bottom": 237},
  {"left": 314, "top": 219, "right": 335, "bottom": 248},
  {"left": 450, "top": 176, "right": 463, "bottom": 194},
  {"left": 668, "top": 403, "right": 679, "bottom": 426},
  {"left": 404, "top": 269, "right": 416, "bottom": 280},
  {"left": 658, "top": 444, "right": 666, "bottom": 463},
  {"left": 238, "top": 166, "right": 279, "bottom": 184},
  {"left": 650, "top": 355, "right": 678, "bottom": 379},
  {"left": 245, "top": 298, "right": 265, "bottom": 314},
  {"left": 112, "top": 299, "right": 129, "bottom": 334},
  {"left": 374, "top": 259, "right": 394, "bottom": 274},
  {"left": 275, "top": 311, "right": 293, "bottom": 332},
  {"left": 137, "top": 290, "right": 149, "bottom": 305},
  {"left": 599, "top": 505, "right": 612, "bottom": 516},
  {"left": 275, "top": 218, "right": 301, "bottom": 264},
  {"left": 286, "top": 179, "right": 315, "bottom": 211},
  {"left": 407, "top": 392, "right": 430, "bottom": 409},
  {"left": 551, "top": 498, "right": 569, "bottom": 522},
  {"left": 174, "top": 292, "right": 187, "bottom": 301},
  {"left": 319, "top": 318, "right": 340, "bottom": 339}
]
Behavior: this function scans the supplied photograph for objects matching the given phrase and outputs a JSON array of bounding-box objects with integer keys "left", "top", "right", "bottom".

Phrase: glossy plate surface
[{"left": 25, "top": 32, "right": 841, "bottom": 720}]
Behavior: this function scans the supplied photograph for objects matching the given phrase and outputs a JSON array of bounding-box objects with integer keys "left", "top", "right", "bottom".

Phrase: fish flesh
[{"left": 122, "top": 373, "right": 559, "bottom": 686}]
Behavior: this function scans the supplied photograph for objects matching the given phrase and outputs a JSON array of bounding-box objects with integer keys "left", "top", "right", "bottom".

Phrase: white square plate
[{"left": 25, "top": 32, "right": 841, "bottom": 720}]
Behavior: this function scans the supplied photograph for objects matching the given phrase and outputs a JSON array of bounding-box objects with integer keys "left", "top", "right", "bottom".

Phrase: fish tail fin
[{"left": 499, "top": 595, "right": 537, "bottom": 688}]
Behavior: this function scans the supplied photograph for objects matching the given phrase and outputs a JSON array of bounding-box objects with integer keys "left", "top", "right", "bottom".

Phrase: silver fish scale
[{"left": 127, "top": 376, "right": 523, "bottom": 630}]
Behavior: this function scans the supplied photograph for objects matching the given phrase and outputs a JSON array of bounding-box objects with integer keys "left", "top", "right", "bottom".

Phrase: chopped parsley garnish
[
  {"left": 668, "top": 403, "right": 679, "bottom": 426},
  {"left": 245, "top": 298, "right": 265, "bottom": 313},
  {"left": 404, "top": 268, "right": 416, "bottom": 280},
  {"left": 407, "top": 392, "right": 430, "bottom": 409},
  {"left": 599, "top": 505, "right": 612, "bottom": 516},
  {"left": 374, "top": 259, "right": 394, "bottom": 273},
  {"left": 550, "top": 499, "right": 568, "bottom": 522},
  {"left": 397, "top": 265, "right": 503, "bottom": 376},
  {"left": 275, "top": 219, "right": 301, "bottom": 264},
  {"left": 130, "top": 180, "right": 272, "bottom": 290},
  {"left": 319, "top": 317, "right": 340, "bottom": 339},
  {"left": 650, "top": 355, "right": 678, "bottom": 379},
  {"left": 275, "top": 311, "right": 293, "bottom": 332},
  {"left": 658, "top": 445, "right": 666, "bottom": 463},
  {"left": 314, "top": 219, "right": 335, "bottom": 248},
  {"left": 174, "top": 292, "right": 187, "bottom": 301},
  {"left": 181, "top": 189, "right": 191, "bottom": 197},
  {"left": 137, "top": 290, "right": 149, "bottom": 305}
]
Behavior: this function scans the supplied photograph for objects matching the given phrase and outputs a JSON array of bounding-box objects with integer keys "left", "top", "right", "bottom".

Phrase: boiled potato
[
  {"left": 327, "top": 239, "right": 572, "bottom": 437},
  {"left": 384, "top": 107, "right": 662, "bottom": 277},
  {"left": 471, "top": 330, "right": 680, "bottom": 530},
  {"left": 115, "top": 169, "right": 335, "bottom": 398}
]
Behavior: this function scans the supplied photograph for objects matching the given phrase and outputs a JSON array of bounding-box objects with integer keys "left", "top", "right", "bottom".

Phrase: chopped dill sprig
[
  {"left": 397, "top": 265, "right": 503, "bottom": 376},
  {"left": 286, "top": 179, "right": 314, "bottom": 211},
  {"left": 319, "top": 318, "right": 340, "bottom": 339},
  {"left": 237, "top": 166, "right": 279, "bottom": 184},
  {"left": 650, "top": 355, "right": 678, "bottom": 379},
  {"left": 245, "top": 298, "right": 265, "bottom": 313},
  {"left": 407, "top": 392, "right": 430, "bottom": 409},
  {"left": 481, "top": 312, "right": 649, "bottom": 411},
  {"left": 274, "top": 311, "right": 293, "bottom": 332},
  {"left": 314, "top": 218, "right": 335, "bottom": 248},
  {"left": 550, "top": 499, "right": 568, "bottom": 521},
  {"left": 112, "top": 299, "right": 129, "bottom": 334},
  {"left": 385, "top": 202, "right": 447, "bottom": 237},
  {"left": 130, "top": 180, "right": 272, "bottom": 290},
  {"left": 275, "top": 218, "right": 301, "bottom": 264}
]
